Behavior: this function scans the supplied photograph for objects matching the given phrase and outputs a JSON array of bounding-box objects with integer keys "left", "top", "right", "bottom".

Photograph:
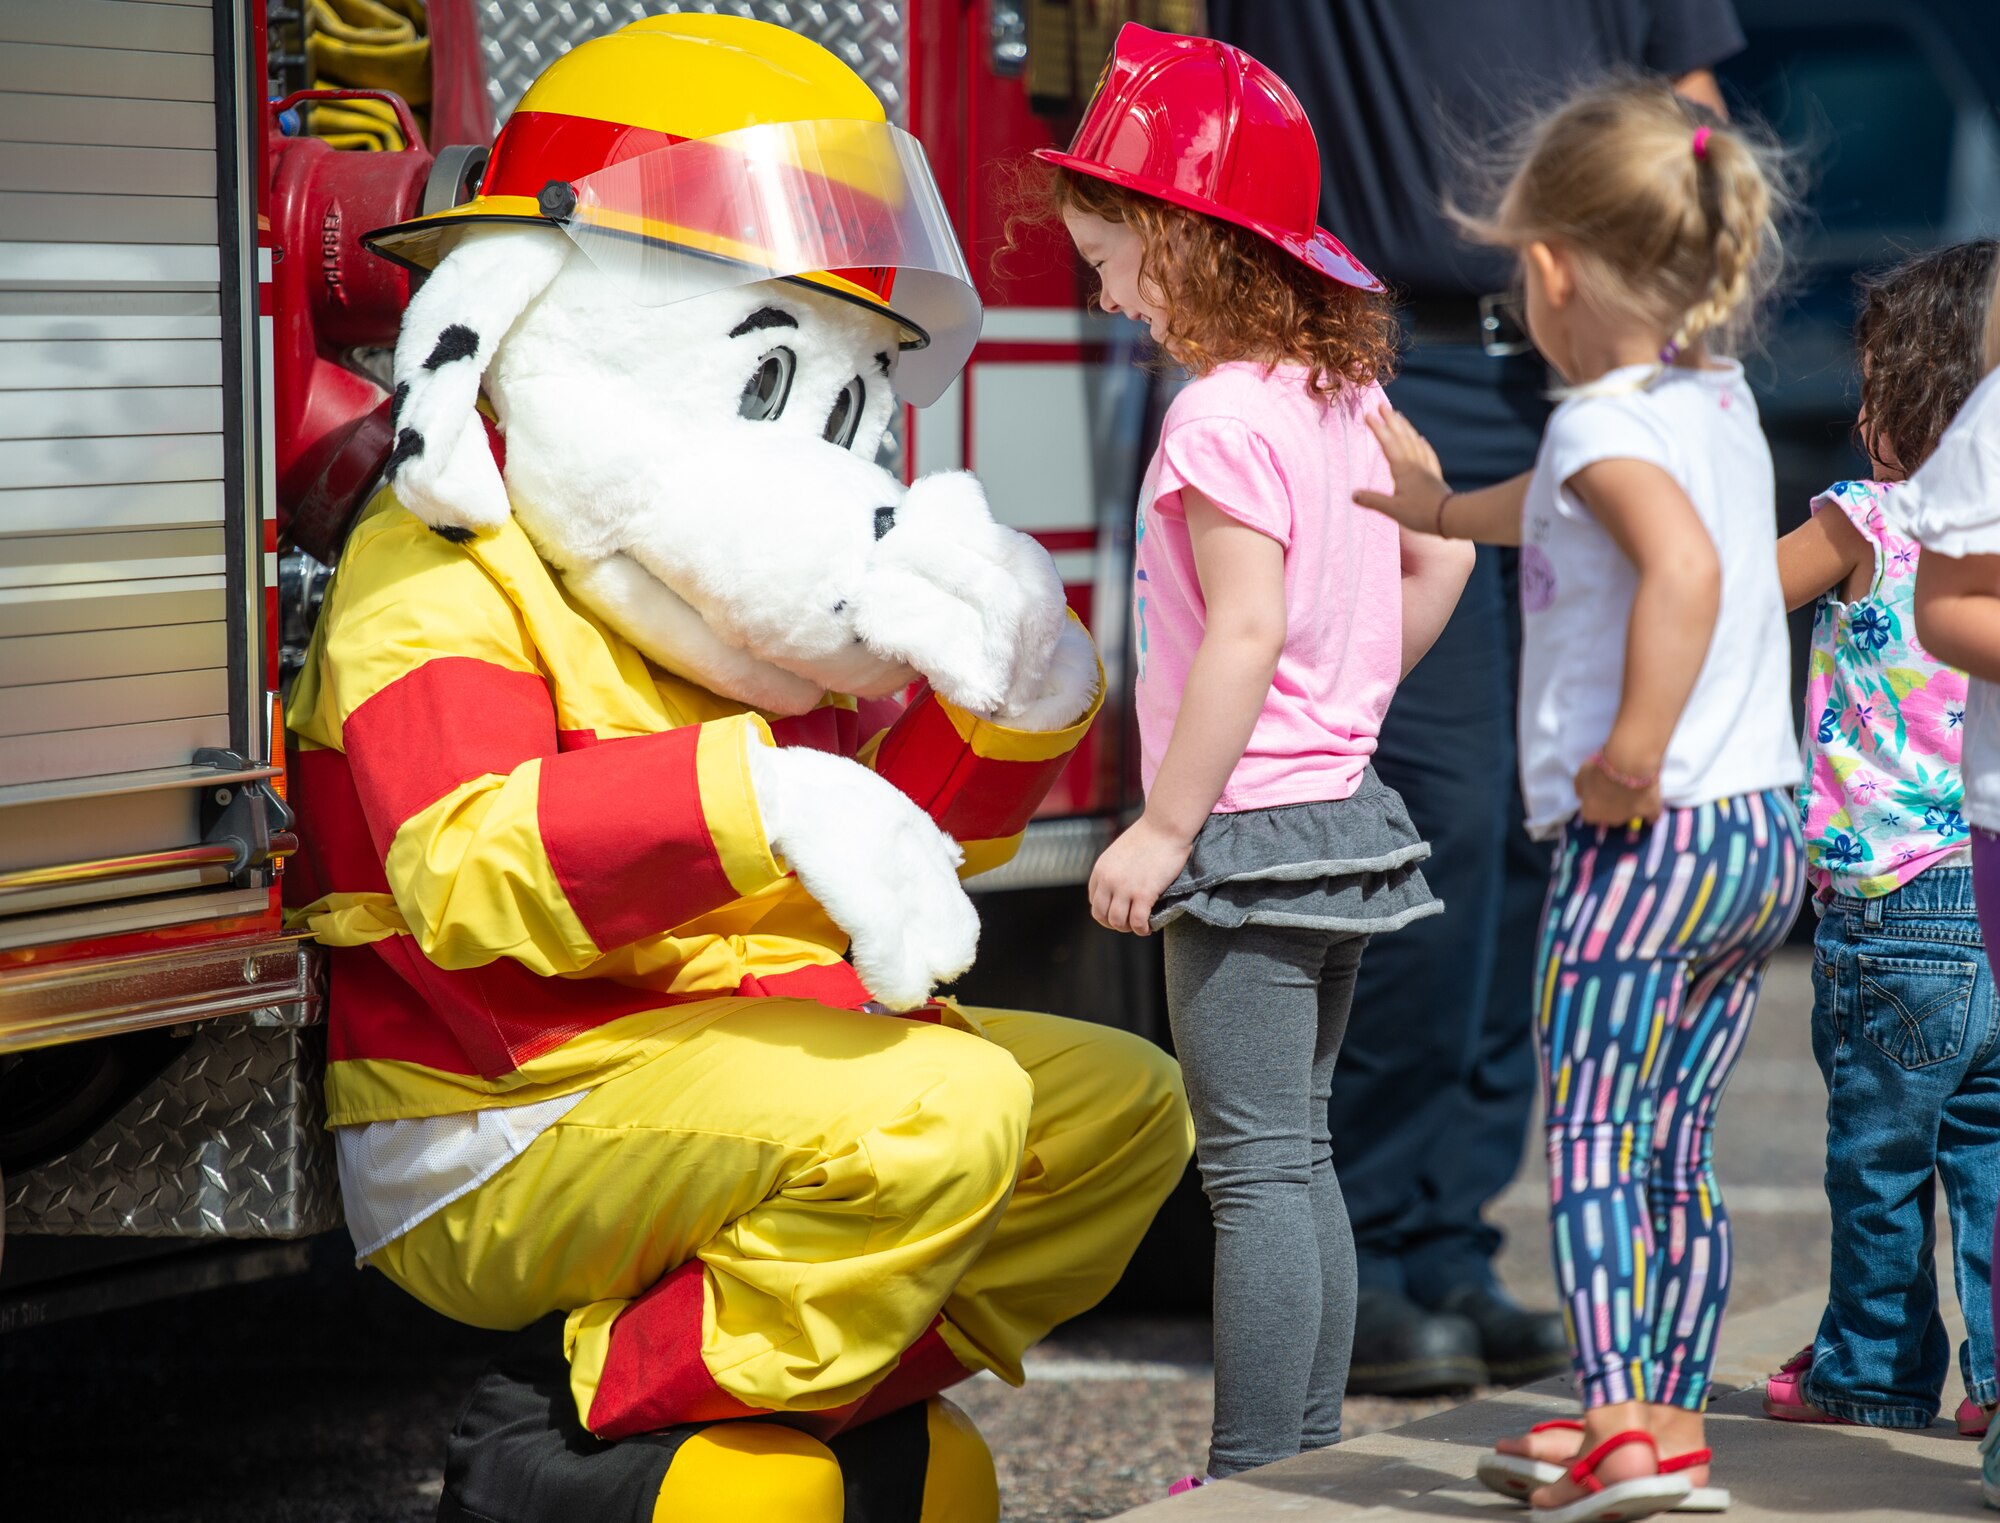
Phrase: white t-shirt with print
[
  {"left": 1881, "top": 367, "right": 2000, "bottom": 830},
  {"left": 1516, "top": 360, "right": 1800, "bottom": 839}
]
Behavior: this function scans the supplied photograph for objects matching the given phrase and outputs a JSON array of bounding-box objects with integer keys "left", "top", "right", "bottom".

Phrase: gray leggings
[{"left": 1163, "top": 917, "right": 1366, "bottom": 1478}]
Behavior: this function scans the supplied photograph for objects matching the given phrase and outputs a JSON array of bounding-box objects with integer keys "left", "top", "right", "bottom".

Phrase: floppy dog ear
[{"left": 386, "top": 228, "right": 567, "bottom": 540}]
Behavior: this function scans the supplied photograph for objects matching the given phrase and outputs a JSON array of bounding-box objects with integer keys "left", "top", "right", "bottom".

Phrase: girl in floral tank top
[
  {"left": 1764, "top": 240, "right": 2000, "bottom": 1439},
  {"left": 1797, "top": 477, "right": 1969, "bottom": 894}
]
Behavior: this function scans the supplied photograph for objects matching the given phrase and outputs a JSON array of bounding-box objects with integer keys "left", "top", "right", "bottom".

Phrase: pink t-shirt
[{"left": 1134, "top": 362, "right": 1401, "bottom": 812}]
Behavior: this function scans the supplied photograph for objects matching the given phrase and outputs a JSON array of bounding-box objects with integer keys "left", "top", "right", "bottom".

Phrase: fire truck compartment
[{"left": 5, "top": 999, "right": 338, "bottom": 1241}]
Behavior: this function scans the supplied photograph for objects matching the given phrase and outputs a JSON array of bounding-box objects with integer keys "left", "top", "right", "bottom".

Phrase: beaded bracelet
[{"left": 1587, "top": 751, "right": 1657, "bottom": 792}]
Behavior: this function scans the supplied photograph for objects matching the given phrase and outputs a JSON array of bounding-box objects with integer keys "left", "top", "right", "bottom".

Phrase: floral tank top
[{"left": 1799, "top": 480, "right": 1969, "bottom": 897}]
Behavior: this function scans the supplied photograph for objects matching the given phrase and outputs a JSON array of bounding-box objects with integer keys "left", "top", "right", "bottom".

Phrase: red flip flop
[
  {"left": 1660, "top": 1446, "right": 1729, "bottom": 1512},
  {"left": 1477, "top": 1419, "right": 1585, "bottom": 1499},
  {"left": 1528, "top": 1430, "right": 1691, "bottom": 1523}
]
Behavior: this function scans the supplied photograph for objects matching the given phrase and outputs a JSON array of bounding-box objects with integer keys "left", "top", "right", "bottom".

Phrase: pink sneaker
[
  {"left": 1762, "top": 1346, "right": 1859, "bottom": 1425},
  {"left": 1960, "top": 1397, "right": 1996, "bottom": 1438},
  {"left": 1168, "top": 1475, "right": 1211, "bottom": 1496}
]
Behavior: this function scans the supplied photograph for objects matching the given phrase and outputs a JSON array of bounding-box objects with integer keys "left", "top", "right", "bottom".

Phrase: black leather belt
[{"left": 1401, "top": 293, "right": 1535, "bottom": 357}]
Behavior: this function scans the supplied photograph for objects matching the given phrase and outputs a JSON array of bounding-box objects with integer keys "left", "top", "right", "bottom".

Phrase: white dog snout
[{"left": 850, "top": 470, "right": 1072, "bottom": 718}]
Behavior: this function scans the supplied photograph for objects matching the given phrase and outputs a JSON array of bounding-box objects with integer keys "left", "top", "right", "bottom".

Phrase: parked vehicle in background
[{"left": 1724, "top": 0, "right": 2000, "bottom": 677}]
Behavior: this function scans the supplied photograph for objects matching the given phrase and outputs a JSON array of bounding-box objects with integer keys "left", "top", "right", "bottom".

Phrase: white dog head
[{"left": 379, "top": 225, "right": 1078, "bottom": 722}]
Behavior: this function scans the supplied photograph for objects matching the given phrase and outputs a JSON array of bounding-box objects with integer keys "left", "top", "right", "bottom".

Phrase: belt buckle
[{"left": 1478, "top": 292, "right": 1534, "bottom": 358}]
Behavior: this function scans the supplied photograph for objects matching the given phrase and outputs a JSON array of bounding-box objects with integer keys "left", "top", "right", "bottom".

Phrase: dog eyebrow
[{"left": 729, "top": 307, "right": 799, "bottom": 338}]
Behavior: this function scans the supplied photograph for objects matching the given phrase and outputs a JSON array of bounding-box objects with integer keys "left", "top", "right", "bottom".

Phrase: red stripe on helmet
[
  {"left": 483, "top": 110, "right": 686, "bottom": 199},
  {"left": 483, "top": 112, "right": 899, "bottom": 304}
]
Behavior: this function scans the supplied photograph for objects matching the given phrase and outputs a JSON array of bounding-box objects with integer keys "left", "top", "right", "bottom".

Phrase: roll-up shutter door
[{"left": 0, "top": 0, "right": 266, "bottom": 946}]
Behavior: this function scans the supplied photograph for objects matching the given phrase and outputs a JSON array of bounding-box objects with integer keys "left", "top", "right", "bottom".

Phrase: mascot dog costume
[{"left": 285, "top": 14, "right": 1193, "bottom": 1520}]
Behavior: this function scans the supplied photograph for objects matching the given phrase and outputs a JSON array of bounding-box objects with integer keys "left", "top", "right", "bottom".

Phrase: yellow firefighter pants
[{"left": 372, "top": 1001, "right": 1192, "bottom": 1419}]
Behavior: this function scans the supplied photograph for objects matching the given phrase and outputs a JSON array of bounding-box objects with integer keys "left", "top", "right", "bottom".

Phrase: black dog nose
[{"left": 873, "top": 505, "right": 897, "bottom": 541}]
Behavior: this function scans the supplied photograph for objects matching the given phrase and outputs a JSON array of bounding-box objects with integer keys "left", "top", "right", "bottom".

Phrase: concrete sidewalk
[{"left": 1111, "top": 1286, "right": 1986, "bottom": 1520}]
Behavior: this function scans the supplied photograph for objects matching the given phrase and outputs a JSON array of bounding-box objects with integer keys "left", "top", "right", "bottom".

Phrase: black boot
[
  {"left": 1346, "top": 1287, "right": 1486, "bottom": 1396},
  {"left": 1433, "top": 1284, "right": 1570, "bottom": 1385}
]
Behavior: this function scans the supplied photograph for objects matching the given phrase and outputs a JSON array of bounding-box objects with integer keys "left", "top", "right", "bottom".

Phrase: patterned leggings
[{"left": 1537, "top": 791, "right": 1803, "bottom": 1411}]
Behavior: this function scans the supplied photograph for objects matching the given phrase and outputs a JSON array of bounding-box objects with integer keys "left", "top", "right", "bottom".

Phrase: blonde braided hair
[{"left": 1452, "top": 76, "right": 1795, "bottom": 378}]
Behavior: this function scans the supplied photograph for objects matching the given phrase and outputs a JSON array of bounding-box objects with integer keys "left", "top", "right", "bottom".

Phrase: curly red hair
[{"left": 1017, "top": 166, "right": 1398, "bottom": 402}]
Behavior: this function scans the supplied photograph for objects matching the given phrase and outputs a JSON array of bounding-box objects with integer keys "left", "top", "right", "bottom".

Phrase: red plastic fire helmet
[{"left": 1035, "top": 23, "right": 1382, "bottom": 292}]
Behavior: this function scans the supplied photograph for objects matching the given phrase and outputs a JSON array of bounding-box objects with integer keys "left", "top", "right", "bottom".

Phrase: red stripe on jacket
[
  {"left": 339, "top": 655, "right": 745, "bottom": 946},
  {"left": 342, "top": 657, "right": 554, "bottom": 852},
  {"left": 735, "top": 960, "right": 871, "bottom": 1009},
  {"left": 538, "top": 727, "right": 732, "bottom": 952},
  {"left": 288, "top": 744, "right": 391, "bottom": 904},
  {"left": 326, "top": 937, "right": 692, "bottom": 1077},
  {"left": 872, "top": 689, "right": 1070, "bottom": 842}
]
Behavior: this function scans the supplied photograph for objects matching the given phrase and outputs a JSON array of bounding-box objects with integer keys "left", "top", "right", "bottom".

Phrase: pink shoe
[
  {"left": 1960, "top": 1397, "right": 1996, "bottom": 1437},
  {"left": 1762, "top": 1346, "right": 1859, "bottom": 1425},
  {"left": 1168, "top": 1474, "right": 1211, "bottom": 1496}
]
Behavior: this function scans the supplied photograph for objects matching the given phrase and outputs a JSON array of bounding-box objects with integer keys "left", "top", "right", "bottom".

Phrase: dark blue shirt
[{"left": 1207, "top": 0, "right": 1746, "bottom": 297}]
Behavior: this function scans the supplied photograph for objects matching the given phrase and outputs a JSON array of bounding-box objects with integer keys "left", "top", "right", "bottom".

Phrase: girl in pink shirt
[{"left": 1036, "top": 25, "right": 1472, "bottom": 1490}]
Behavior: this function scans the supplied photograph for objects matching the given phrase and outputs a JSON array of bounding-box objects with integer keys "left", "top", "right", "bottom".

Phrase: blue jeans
[{"left": 1807, "top": 867, "right": 2000, "bottom": 1426}]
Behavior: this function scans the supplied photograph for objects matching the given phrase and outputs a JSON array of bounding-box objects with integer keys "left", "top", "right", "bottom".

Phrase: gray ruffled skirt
[{"left": 1150, "top": 766, "right": 1443, "bottom": 934}]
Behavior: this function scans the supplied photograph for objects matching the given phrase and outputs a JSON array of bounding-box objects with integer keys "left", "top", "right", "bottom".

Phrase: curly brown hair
[
  {"left": 1017, "top": 165, "right": 1398, "bottom": 401},
  {"left": 1854, "top": 240, "right": 2000, "bottom": 477}
]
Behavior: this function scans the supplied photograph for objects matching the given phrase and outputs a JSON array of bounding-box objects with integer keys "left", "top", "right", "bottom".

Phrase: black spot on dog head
[
  {"left": 387, "top": 426, "right": 425, "bottom": 476},
  {"left": 873, "top": 506, "right": 897, "bottom": 542},
  {"left": 390, "top": 380, "right": 410, "bottom": 429},
  {"left": 423, "top": 324, "right": 479, "bottom": 371},
  {"left": 730, "top": 306, "right": 799, "bottom": 339},
  {"left": 874, "top": 351, "right": 891, "bottom": 377},
  {"left": 429, "top": 524, "right": 476, "bottom": 544}
]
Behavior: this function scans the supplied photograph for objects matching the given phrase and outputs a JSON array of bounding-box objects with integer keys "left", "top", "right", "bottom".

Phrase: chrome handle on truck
[
  {"left": 0, "top": 844, "right": 244, "bottom": 899},
  {"left": 0, "top": 751, "right": 297, "bottom": 912}
]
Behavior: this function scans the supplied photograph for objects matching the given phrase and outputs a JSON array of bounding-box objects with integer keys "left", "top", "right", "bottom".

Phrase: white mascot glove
[
  {"left": 747, "top": 742, "right": 979, "bottom": 1011},
  {"left": 855, "top": 471, "right": 1100, "bottom": 730}
]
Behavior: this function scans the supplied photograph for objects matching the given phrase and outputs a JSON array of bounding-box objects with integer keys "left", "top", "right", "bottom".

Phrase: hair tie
[
  {"left": 1692, "top": 126, "right": 1712, "bottom": 161},
  {"left": 1659, "top": 339, "right": 1683, "bottom": 366}
]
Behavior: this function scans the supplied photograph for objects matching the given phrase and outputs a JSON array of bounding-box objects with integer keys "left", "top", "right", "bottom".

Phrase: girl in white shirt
[
  {"left": 1359, "top": 78, "right": 1802, "bottom": 1523},
  {"left": 1890, "top": 263, "right": 2000, "bottom": 1512}
]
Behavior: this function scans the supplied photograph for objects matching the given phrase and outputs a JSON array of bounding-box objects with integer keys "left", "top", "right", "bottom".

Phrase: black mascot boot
[{"left": 436, "top": 1355, "right": 997, "bottom": 1523}]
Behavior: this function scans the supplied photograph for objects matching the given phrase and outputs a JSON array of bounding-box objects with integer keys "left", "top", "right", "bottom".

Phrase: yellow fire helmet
[{"left": 364, "top": 14, "right": 981, "bottom": 406}]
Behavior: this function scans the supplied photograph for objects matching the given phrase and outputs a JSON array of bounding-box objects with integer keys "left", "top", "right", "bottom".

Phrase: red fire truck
[{"left": 0, "top": 0, "right": 1195, "bottom": 1321}]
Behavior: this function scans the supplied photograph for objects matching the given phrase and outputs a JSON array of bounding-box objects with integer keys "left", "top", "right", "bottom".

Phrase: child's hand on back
[
  {"left": 1572, "top": 755, "right": 1664, "bottom": 830},
  {"left": 1088, "top": 815, "right": 1195, "bottom": 936},
  {"left": 1355, "top": 406, "right": 1452, "bottom": 533}
]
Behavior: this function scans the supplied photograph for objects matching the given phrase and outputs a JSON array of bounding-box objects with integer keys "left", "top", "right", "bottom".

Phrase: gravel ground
[{"left": 0, "top": 953, "right": 1854, "bottom": 1523}]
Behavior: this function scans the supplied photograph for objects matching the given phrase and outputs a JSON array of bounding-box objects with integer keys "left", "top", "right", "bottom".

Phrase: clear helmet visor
[{"left": 559, "top": 118, "right": 980, "bottom": 407}]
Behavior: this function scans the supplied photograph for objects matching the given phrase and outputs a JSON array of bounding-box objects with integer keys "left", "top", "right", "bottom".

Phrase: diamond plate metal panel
[
  {"left": 477, "top": 1, "right": 908, "bottom": 127},
  {"left": 5, "top": 1011, "right": 341, "bottom": 1240}
]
